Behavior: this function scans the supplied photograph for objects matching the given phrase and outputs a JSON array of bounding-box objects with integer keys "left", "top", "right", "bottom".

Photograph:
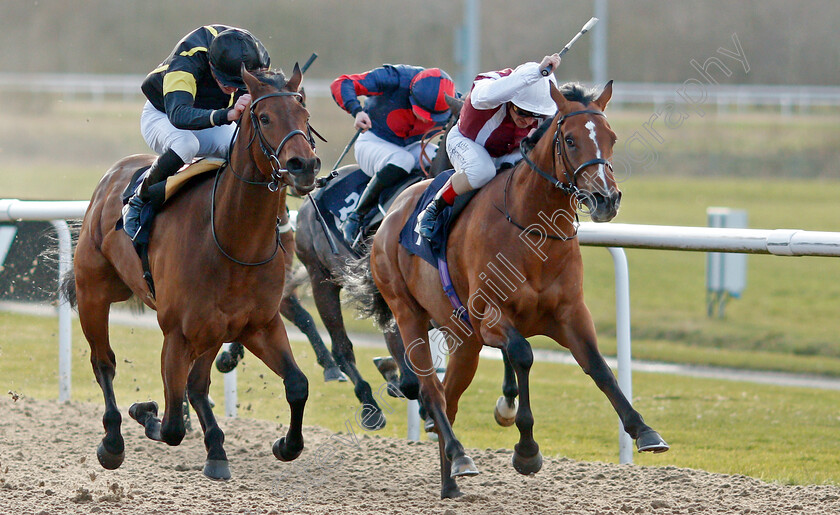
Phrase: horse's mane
[
  {"left": 251, "top": 69, "right": 289, "bottom": 90},
  {"left": 523, "top": 81, "right": 603, "bottom": 147}
]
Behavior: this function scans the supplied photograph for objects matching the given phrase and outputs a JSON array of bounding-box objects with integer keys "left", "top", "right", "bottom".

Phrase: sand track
[{"left": 1, "top": 397, "right": 838, "bottom": 514}]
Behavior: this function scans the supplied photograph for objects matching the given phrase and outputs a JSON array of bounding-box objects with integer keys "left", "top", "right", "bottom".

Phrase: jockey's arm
[{"left": 469, "top": 62, "right": 545, "bottom": 110}]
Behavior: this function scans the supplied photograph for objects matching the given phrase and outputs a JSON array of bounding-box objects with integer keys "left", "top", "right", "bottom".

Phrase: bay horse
[
  {"left": 349, "top": 80, "right": 669, "bottom": 498},
  {"left": 61, "top": 66, "right": 320, "bottom": 480}
]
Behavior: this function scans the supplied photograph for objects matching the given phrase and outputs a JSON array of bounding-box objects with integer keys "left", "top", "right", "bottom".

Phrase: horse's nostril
[{"left": 286, "top": 157, "right": 305, "bottom": 174}]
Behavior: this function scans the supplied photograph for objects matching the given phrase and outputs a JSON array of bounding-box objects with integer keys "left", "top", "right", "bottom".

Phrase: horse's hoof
[
  {"left": 441, "top": 487, "right": 464, "bottom": 499},
  {"left": 636, "top": 429, "right": 670, "bottom": 453},
  {"left": 493, "top": 395, "right": 518, "bottom": 427},
  {"left": 273, "top": 437, "right": 303, "bottom": 462},
  {"left": 511, "top": 450, "right": 543, "bottom": 475},
  {"left": 96, "top": 441, "right": 125, "bottom": 470},
  {"left": 450, "top": 455, "right": 479, "bottom": 478},
  {"left": 323, "top": 366, "right": 348, "bottom": 383},
  {"left": 360, "top": 408, "right": 386, "bottom": 431},
  {"left": 373, "top": 356, "right": 399, "bottom": 383},
  {"left": 128, "top": 401, "right": 158, "bottom": 422},
  {"left": 203, "top": 459, "right": 231, "bottom": 481}
]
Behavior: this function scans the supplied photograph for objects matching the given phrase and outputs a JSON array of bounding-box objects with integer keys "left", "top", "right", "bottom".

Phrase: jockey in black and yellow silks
[{"left": 122, "top": 25, "right": 270, "bottom": 241}]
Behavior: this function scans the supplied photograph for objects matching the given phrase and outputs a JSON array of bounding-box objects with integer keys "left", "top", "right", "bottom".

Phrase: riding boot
[
  {"left": 418, "top": 178, "right": 460, "bottom": 240},
  {"left": 342, "top": 164, "right": 408, "bottom": 247},
  {"left": 122, "top": 149, "right": 185, "bottom": 241}
]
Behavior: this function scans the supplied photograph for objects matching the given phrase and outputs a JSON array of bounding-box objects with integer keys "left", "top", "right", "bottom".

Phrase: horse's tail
[
  {"left": 41, "top": 220, "right": 81, "bottom": 309},
  {"left": 58, "top": 268, "right": 77, "bottom": 308},
  {"left": 341, "top": 249, "right": 394, "bottom": 331}
]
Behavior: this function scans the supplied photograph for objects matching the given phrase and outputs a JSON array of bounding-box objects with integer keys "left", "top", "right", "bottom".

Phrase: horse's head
[
  {"left": 241, "top": 65, "right": 321, "bottom": 195},
  {"left": 545, "top": 80, "right": 621, "bottom": 223}
]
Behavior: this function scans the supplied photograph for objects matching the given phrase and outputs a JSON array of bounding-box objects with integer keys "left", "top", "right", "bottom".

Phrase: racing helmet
[
  {"left": 510, "top": 63, "right": 558, "bottom": 117},
  {"left": 409, "top": 68, "right": 456, "bottom": 123},
  {"left": 208, "top": 28, "right": 270, "bottom": 89}
]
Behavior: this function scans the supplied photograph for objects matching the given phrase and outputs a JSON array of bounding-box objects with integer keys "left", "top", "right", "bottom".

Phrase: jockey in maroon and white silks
[{"left": 417, "top": 54, "right": 561, "bottom": 240}]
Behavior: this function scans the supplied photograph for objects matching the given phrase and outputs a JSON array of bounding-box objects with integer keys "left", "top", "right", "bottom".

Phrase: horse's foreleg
[
  {"left": 77, "top": 289, "right": 124, "bottom": 470},
  {"left": 502, "top": 328, "right": 543, "bottom": 475},
  {"left": 309, "top": 272, "right": 385, "bottom": 430},
  {"left": 242, "top": 316, "right": 308, "bottom": 462},
  {"left": 279, "top": 292, "right": 346, "bottom": 382},
  {"left": 561, "top": 310, "right": 669, "bottom": 454},
  {"left": 494, "top": 349, "right": 519, "bottom": 427},
  {"left": 187, "top": 348, "right": 230, "bottom": 480}
]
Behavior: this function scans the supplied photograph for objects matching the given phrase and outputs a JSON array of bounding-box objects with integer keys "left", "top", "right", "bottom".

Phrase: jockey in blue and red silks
[
  {"left": 418, "top": 54, "right": 561, "bottom": 239},
  {"left": 331, "top": 64, "right": 456, "bottom": 248}
]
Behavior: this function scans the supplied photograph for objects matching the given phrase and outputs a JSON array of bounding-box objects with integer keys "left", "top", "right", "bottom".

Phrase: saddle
[
  {"left": 115, "top": 158, "right": 226, "bottom": 296},
  {"left": 311, "top": 164, "right": 427, "bottom": 252}
]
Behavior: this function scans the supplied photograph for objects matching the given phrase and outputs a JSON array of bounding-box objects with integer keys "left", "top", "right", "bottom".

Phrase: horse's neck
[
  {"left": 506, "top": 162, "right": 578, "bottom": 239},
  {"left": 214, "top": 157, "right": 283, "bottom": 259}
]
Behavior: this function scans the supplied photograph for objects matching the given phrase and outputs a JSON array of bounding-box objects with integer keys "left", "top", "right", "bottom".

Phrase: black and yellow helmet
[{"left": 208, "top": 28, "right": 270, "bottom": 89}]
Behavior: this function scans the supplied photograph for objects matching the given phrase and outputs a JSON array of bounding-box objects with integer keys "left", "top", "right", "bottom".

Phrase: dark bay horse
[
  {"left": 351, "top": 81, "right": 669, "bottom": 498},
  {"left": 62, "top": 66, "right": 320, "bottom": 480},
  {"left": 291, "top": 96, "right": 464, "bottom": 430}
]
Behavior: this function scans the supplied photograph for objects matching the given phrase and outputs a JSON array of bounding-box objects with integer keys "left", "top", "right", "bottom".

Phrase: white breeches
[
  {"left": 445, "top": 125, "right": 521, "bottom": 189},
  {"left": 353, "top": 130, "right": 438, "bottom": 177},
  {"left": 140, "top": 101, "right": 236, "bottom": 162}
]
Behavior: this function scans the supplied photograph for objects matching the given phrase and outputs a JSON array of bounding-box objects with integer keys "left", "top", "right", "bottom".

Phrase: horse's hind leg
[
  {"left": 557, "top": 307, "right": 669, "bottom": 453},
  {"left": 279, "top": 291, "right": 346, "bottom": 382},
  {"left": 308, "top": 268, "right": 385, "bottom": 430},
  {"left": 399, "top": 316, "right": 478, "bottom": 498},
  {"left": 75, "top": 249, "right": 132, "bottom": 470},
  {"left": 186, "top": 348, "right": 230, "bottom": 480},
  {"left": 493, "top": 349, "right": 519, "bottom": 427},
  {"left": 241, "top": 315, "right": 308, "bottom": 462}
]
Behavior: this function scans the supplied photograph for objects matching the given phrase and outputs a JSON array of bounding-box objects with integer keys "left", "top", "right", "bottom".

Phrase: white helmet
[{"left": 511, "top": 63, "right": 558, "bottom": 116}]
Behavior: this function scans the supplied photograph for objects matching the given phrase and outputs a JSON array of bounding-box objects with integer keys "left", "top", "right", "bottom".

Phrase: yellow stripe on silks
[
  {"left": 228, "top": 92, "right": 235, "bottom": 107},
  {"left": 205, "top": 26, "right": 219, "bottom": 37},
  {"left": 150, "top": 64, "right": 169, "bottom": 74},
  {"left": 179, "top": 46, "right": 208, "bottom": 57},
  {"left": 163, "top": 71, "right": 197, "bottom": 97}
]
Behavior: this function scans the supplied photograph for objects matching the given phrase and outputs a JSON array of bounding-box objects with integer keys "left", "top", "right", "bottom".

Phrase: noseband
[{"left": 520, "top": 109, "right": 613, "bottom": 198}]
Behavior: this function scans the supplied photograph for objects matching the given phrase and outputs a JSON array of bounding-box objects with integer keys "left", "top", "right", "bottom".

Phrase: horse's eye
[
  {"left": 565, "top": 136, "right": 575, "bottom": 147},
  {"left": 259, "top": 114, "right": 270, "bottom": 125}
]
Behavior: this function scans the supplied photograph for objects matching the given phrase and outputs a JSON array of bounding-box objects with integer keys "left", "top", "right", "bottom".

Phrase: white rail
[
  {"left": 4, "top": 198, "right": 840, "bottom": 464},
  {"left": 2, "top": 73, "right": 840, "bottom": 113}
]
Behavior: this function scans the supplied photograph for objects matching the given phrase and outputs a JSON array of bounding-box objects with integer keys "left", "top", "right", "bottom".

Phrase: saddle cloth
[{"left": 311, "top": 165, "right": 426, "bottom": 246}]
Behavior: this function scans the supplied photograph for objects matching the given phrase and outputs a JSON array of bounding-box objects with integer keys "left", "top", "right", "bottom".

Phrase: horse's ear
[
  {"left": 242, "top": 64, "right": 260, "bottom": 93},
  {"left": 593, "top": 80, "right": 613, "bottom": 111},
  {"left": 444, "top": 93, "right": 463, "bottom": 114},
  {"left": 287, "top": 62, "right": 303, "bottom": 92},
  {"left": 549, "top": 81, "right": 569, "bottom": 112}
]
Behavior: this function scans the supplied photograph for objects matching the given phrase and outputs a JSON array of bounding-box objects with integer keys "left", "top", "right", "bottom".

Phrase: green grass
[{"left": 3, "top": 311, "right": 840, "bottom": 486}]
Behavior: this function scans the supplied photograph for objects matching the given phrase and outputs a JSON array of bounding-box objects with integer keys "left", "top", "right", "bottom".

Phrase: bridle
[
  {"left": 226, "top": 91, "right": 324, "bottom": 192},
  {"left": 519, "top": 109, "right": 613, "bottom": 198},
  {"left": 499, "top": 109, "right": 614, "bottom": 241},
  {"left": 211, "top": 89, "right": 322, "bottom": 266}
]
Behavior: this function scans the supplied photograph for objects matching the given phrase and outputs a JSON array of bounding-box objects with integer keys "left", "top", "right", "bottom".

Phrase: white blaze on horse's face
[{"left": 584, "top": 120, "right": 609, "bottom": 192}]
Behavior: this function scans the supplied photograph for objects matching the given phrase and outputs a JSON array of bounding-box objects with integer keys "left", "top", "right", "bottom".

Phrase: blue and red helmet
[{"left": 409, "top": 68, "right": 456, "bottom": 123}]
